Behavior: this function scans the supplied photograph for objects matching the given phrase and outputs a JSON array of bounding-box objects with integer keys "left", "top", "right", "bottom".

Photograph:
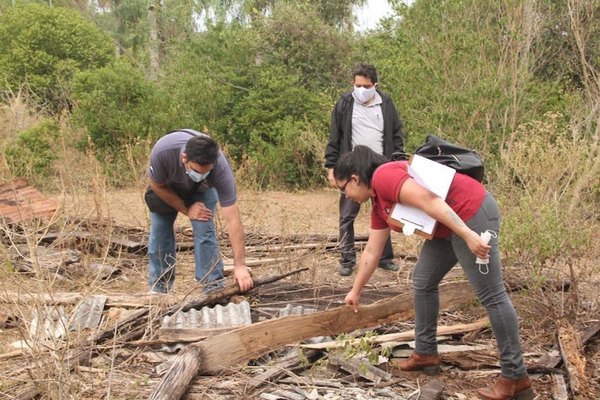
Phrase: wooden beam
[
  {"left": 558, "top": 324, "right": 587, "bottom": 396},
  {"left": 301, "top": 317, "right": 488, "bottom": 350},
  {"left": 149, "top": 280, "right": 473, "bottom": 400}
]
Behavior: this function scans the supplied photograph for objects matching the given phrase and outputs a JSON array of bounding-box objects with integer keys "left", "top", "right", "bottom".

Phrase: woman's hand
[
  {"left": 345, "top": 289, "right": 362, "bottom": 313},
  {"left": 465, "top": 229, "right": 491, "bottom": 260}
]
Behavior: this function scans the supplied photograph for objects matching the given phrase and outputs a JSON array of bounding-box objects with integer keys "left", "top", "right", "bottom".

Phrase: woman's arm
[
  {"left": 398, "top": 179, "right": 490, "bottom": 259},
  {"left": 345, "top": 228, "right": 390, "bottom": 312}
]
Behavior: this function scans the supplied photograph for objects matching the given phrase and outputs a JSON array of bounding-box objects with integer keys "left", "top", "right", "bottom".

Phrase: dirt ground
[{"left": 1, "top": 187, "right": 599, "bottom": 399}]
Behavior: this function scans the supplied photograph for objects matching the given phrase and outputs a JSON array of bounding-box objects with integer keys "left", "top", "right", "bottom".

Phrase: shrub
[
  {"left": 231, "top": 66, "right": 330, "bottom": 188},
  {"left": 71, "top": 61, "right": 169, "bottom": 185},
  {"left": 0, "top": 4, "right": 115, "bottom": 111},
  {"left": 494, "top": 112, "right": 596, "bottom": 264},
  {"left": 71, "top": 61, "right": 167, "bottom": 155},
  {"left": 4, "top": 119, "right": 60, "bottom": 185}
]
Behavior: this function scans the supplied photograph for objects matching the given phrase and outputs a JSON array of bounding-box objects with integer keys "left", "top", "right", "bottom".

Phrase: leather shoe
[
  {"left": 378, "top": 261, "right": 399, "bottom": 271},
  {"left": 339, "top": 265, "right": 353, "bottom": 276},
  {"left": 391, "top": 352, "right": 441, "bottom": 375},
  {"left": 476, "top": 375, "right": 533, "bottom": 400}
]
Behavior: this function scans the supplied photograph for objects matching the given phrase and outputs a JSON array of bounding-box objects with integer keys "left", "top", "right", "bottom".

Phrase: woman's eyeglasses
[{"left": 338, "top": 179, "right": 351, "bottom": 194}]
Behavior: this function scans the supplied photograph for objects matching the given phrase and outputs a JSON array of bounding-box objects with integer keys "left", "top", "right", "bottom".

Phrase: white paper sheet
[{"left": 389, "top": 155, "right": 456, "bottom": 236}]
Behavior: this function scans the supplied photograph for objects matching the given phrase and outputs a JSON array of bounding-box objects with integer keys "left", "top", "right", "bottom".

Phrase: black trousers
[{"left": 339, "top": 194, "right": 394, "bottom": 267}]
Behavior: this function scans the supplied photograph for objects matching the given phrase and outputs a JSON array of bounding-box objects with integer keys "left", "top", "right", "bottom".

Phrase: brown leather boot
[
  {"left": 476, "top": 375, "right": 534, "bottom": 400},
  {"left": 391, "top": 352, "right": 441, "bottom": 375}
]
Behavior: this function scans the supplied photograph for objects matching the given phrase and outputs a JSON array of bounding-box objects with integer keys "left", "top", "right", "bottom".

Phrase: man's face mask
[
  {"left": 186, "top": 168, "right": 210, "bottom": 182},
  {"left": 353, "top": 85, "right": 376, "bottom": 104}
]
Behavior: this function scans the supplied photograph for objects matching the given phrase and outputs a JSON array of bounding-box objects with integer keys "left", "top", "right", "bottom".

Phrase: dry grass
[{"left": 1, "top": 95, "right": 599, "bottom": 399}]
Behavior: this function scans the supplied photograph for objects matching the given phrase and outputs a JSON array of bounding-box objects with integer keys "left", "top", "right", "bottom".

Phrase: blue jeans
[
  {"left": 412, "top": 192, "right": 527, "bottom": 379},
  {"left": 147, "top": 188, "right": 224, "bottom": 293}
]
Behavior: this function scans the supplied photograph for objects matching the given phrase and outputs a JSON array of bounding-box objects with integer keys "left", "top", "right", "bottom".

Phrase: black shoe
[
  {"left": 339, "top": 265, "right": 354, "bottom": 276},
  {"left": 378, "top": 261, "right": 399, "bottom": 272}
]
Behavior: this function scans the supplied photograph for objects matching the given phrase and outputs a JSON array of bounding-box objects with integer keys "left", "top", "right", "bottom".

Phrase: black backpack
[{"left": 413, "top": 134, "right": 484, "bottom": 182}]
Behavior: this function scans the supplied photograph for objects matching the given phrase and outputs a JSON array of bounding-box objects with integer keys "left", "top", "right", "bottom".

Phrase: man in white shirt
[{"left": 324, "top": 63, "right": 407, "bottom": 276}]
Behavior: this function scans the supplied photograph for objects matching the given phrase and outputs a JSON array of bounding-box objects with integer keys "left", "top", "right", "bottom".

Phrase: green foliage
[
  {"left": 335, "top": 331, "right": 384, "bottom": 366},
  {"left": 71, "top": 61, "right": 168, "bottom": 183},
  {"left": 161, "top": 10, "right": 345, "bottom": 188},
  {"left": 72, "top": 61, "right": 166, "bottom": 150},
  {"left": 4, "top": 119, "right": 60, "bottom": 184},
  {"left": 256, "top": 3, "right": 353, "bottom": 92},
  {"left": 358, "top": 0, "right": 572, "bottom": 156},
  {"left": 159, "top": 21, "right": 259, "bottom": 144},
  {"left": 232, "top": 66, "right": 330, "bottom": 188},
  {"left": 0, "top": 4, "right": 115, "bottom": 111},
  {"left": 494, "top": 112, "right": 596, "bottom": 264}
]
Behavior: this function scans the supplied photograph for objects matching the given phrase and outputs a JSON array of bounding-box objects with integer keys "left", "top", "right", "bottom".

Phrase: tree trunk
[{"left": 148, "top": 1, "right": 161, "bottom": 80}]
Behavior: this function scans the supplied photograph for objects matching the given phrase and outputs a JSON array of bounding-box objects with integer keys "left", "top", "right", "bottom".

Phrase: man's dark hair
[
  {"left": 185, "top": 135, "right": 219, "bottom": 165},
  {"left": 334, "top": 145, "right": 387, "bottom": 188},
  {"left": 353, "top": 63, "right": 378, "bottom": 84}
]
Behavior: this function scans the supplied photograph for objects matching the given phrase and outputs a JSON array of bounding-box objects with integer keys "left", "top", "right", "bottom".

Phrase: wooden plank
[
  {"left": 246, "top": 348, "right": 319, "bottom": 390},
  {"left": 535, "top": 318, "right": 600, "bottom": 370},
  {"left": 302, "top": 317, "right": 489, "bottom": 350},
  {"left": 551, "top": 374, "right": 569, "bottom": 400},
  {"left": 0, "top": 177, "right": 28, "bottom": 194},
  {"left": 0, "top": 179, "right": 57, "bottom": 223},
  {"left": 558, "top": 324, "right": 587, "bottom": 395},
  {"left": 149, "top": 281, "right": 473, "bottom": 400}
]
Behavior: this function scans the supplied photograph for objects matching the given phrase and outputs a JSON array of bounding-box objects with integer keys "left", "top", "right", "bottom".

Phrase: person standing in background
[{"left": 324, "top": 63, "right": 407, "bottom": 276}]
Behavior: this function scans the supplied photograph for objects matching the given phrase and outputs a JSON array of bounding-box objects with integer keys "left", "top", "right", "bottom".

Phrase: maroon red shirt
[{"left": 370, "top": 161, "right": 486, "bottom": 238}]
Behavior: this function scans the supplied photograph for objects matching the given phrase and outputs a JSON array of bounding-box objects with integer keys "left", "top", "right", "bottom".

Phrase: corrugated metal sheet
[
  {"left": 161, "top": 300, "right": 252, "bottom": 329},
  {"left": 278, "top": 304, "right": 316, "bottom": 318},
  {"left": 30, "top": 306, "right": 68, "bottom": 340},
  {"left": 69, "top": 295, "right": 107, "bottom": 331},
  {"left": 0, "top": 178, "right": 57, "bottom": 223}
]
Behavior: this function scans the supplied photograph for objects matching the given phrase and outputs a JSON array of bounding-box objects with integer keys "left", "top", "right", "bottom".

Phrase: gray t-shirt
[{"left": 148, "top": 130, "right": 237, "bottom": 207}]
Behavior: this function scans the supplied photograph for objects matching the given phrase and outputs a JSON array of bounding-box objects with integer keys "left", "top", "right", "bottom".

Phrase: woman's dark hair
[
  {"left": 185, "top": 135, "right": 219, "bottom": 165},
  {"left": 334, "top": 145, "right": 388, "bottom": 188}
]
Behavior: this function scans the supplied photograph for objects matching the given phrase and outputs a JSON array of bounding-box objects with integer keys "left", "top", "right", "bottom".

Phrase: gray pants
[
  {"left": 412, "top": 192, "right": 527, "bottom": 379},
  {"left": 339, "top": 194, "right": 393, "bottom": 267}
]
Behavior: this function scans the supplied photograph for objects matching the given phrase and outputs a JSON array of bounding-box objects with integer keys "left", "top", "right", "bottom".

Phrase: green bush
[
  {"left": 4, "top": 119, "right": 60, "bottom": 184},
  {"left": 159, "top": 21, "right": 259, "bottom": 147},
  {"left": 71, "top": 61, "right": 168, "bottom": 153},
  {"left": 71, "top": 61, "right": 169, "bottom": 184},
  {"left": 232, "top": 66, "right": 330, "bottom": 188},
  {"left": 0, "top": 4, "right": 115, "bottom": 111},
  {"left": 494, "top": 113, "right": 596, "bottom": 264}
]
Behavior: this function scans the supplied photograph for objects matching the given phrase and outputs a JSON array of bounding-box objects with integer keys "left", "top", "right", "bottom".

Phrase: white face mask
[
  {"left": 353, "top": 85, "right": 376, "bottom": 104},
  {"left": 186, "top": 169, "right": 210, "bottom": 183}
]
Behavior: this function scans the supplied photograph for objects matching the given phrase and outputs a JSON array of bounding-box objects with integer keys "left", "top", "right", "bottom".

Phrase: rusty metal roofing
[
  {"left": 161, "top": 301, "right": 252, "bottom": 330},
  {"left": 0, "top": 178, "right": 57, "bottom": 223}
]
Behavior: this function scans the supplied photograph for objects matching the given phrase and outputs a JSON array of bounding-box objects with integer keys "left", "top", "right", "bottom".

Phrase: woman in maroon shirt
[{"left": 333, "top": 145, "right": 532, "bottom": 400}]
